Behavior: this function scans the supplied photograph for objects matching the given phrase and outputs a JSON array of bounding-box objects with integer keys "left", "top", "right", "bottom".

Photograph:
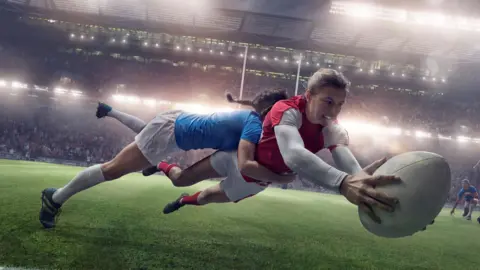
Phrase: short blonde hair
[{"left": 307, "top": 68, "right": 350, "bottom": 94}]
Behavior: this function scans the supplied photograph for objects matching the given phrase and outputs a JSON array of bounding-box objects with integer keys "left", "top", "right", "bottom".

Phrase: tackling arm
[
  {"left": 237, "top": 139, "right": 294, "bottom": 184},
  {"left": 274, "top": 109, "right": 348, "bottom": 191},
  {"left": 451, "top": 192, "right": 464, "bottom": 213}
]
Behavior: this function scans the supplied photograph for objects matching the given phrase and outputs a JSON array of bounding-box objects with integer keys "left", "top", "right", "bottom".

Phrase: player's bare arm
[
  {"left": 237, "top": 139, "right": 295, "bottom": 184},
  {"left": 450, "top": 194, "right": 463, "bottom": 214}
]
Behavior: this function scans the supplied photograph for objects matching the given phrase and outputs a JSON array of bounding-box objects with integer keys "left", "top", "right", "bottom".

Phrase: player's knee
[{"left": 171, "top": 173, "right": 195, "bottom": 187}]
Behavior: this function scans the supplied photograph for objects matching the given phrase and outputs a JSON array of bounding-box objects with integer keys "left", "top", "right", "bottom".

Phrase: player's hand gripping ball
[{"left": 358, "top": 151, "right": 451, "bottom": 238}]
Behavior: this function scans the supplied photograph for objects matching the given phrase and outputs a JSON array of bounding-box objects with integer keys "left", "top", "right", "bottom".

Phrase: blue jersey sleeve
[
  {"left": 240, "top": 113, "right": 263, "bottom": 144},
  {"left": 458, "top": 189, "right": 465, "bottom": 198}
]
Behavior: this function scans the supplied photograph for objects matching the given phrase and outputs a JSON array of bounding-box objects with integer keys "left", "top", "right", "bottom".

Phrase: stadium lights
[
  {"left": 176, "top": 46, "right": 181, "bottom": 50},
  {"left": 198, "top": 48, "right": 202, "bottom": 52},
  {"left": 457, "top": 136, "right": 471, "bottom": 143},
  {"left": 284, "top": 59, "right": 288, "bottom": 63},
  {"left": 438, "top": 134, "right": 452, "bottom": 140},
  {"left": 80, "top": 35, "right": 85, "bottom": 40},
  {"left": 70, "top": 33, "right": 75, "bottom": 38},
  {"left": 155, "top": 43, "right": 160, "bottom": 48},
  {"left": 34, "top": 85, "right": 48, "bottom": 91},
  {"left": 401, "top": 73, "right": 405, "bottom": 77},
  {"left": 112, "top": 94, "right": 126, "bottom": 102},
  {"left": 122, "top": 39, "right": 127, "bottom": 44},
  {"left": 127, "top": 96, "right": 140, "bottom": 104},
  {"left": 251, "top": 55, "right": 256, "bottom": 59},
  {"left": 306, "top": 62, "right": 310, "bottom": 65},
  {"left": 173, "top": 102, "right": 234, "bottom": 114},
  {"left": 187, "top": 47, "right": 191, "bottom": 51},
  {"left": 111, "top": 38, "right": 116, "bottom": 43},
  {"left": 359, "top": 68, "right": 363, "bottom": 72},
  {"left": 144, "top": 42, "right": 149, "bottom": 47},
  {"left": 317, "top": 63, "right": 320, "bottom": 66},
  {"left": 143, "top": 98, "right": 156, "bottom": 107},
  {"left": 441, "top": 78, "right": 446, "bottom": 83},
  {"left": 330, "top": 1, "right": 480, "bottom": 33},
  {"left": 0, "top": 80, "right": 7, "bottom": 87},
  {"left": 274, "top": 57, "right": 278, "bottom": 61},
  {"left": 432, "top": 77, "right": 437, "bottom": 82},
  {"left": 54, "top": 87, "right": 67, "bottom": 94},
  {"left": 209, "top": 50, "right": 213, "bottom": 53},
  {"left": 263, "top": 56, "right": 267, "bottom": 60},
  {"left": 369, "top": 69, "right": 374, "bottom": 74},
  {"left": 12, "top": 81, "right": 28, "bottom": 89},
  {"left": 389, "top": 127, "right": 402, "bottom": 136},
  {"left": 220, "top": 51, "right": 224, "bottom": 55},
  {"left": 91, "top": 36, "right": 95, "bottom": 40},
  {"left": 71, "top": 90, "right": 82, "bottom": 97},
  {"left": 415, "top": 130, "right": 432, "bottom": 138}
]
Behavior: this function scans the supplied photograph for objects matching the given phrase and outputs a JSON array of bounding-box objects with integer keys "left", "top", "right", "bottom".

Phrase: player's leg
[
  {"left": 40, "top": 111, "right": 181, "bottom": 228},
  {"left": 162, "top": 151, "right": 266, "bottom": 214},
  {"left": 162, "top": 183, "right": 231, "bottom": 214},
  {"left": 96, "top": 102, "right": 146, "bottom": 133},
  {"left": 463, "top": 201, "right": 470, "bottom": 217},
  {"left": 40, "top": 142, "right": 152, "bottom": 228},
  {"left": 466, "top": 198, "right": 478, "bottom": 220},
  {"left": 144, "top": 153, "right": 222, "bottom": 187}
]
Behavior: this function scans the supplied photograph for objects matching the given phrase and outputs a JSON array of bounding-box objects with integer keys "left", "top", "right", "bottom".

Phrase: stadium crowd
[{"left": 1, "top": 44, "right": 480, "bottom": 202}]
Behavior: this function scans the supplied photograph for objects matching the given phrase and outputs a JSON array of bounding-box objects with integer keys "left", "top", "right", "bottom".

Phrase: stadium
[{"left": 1, "top": 0, "right": 480, "bottom": 269}]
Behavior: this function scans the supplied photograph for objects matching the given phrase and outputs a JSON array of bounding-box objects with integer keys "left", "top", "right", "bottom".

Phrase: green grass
[{"left": 0, "top": 160, "right": 479, "bottom": 270}]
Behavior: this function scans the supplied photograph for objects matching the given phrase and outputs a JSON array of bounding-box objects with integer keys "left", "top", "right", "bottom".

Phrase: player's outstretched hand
[{"left": 339, "top": 157, "right": 401, "bottom": 224}]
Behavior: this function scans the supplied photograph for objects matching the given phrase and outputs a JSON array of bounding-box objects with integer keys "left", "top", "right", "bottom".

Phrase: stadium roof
[{"left": 3, "top": 0, "right": 480, "bottom": 67}]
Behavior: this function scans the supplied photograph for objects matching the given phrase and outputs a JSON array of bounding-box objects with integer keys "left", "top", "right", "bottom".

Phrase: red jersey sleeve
[{"left": 269, "top": 100, "right": 300, "bottom": 127}]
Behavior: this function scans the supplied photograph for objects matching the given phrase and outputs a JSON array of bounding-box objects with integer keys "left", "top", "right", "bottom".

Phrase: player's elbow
[{"left": 238, "top": 160, "right": 255, "bottom": 176}]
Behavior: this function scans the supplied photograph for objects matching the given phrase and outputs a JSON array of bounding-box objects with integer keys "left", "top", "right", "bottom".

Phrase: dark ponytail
[
  {"left": 226, "top": 89, "right": 289, "bottom": 118},
  {"left": 225, "top": 93, "right": 254, "bottom": 107}
]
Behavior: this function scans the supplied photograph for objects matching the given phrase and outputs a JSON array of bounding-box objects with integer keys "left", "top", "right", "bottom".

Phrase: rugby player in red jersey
[{"left": 151, "top": 69, "right": 401, "bottom": 223}]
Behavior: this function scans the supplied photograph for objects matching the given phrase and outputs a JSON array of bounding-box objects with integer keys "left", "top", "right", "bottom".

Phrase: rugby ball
[{"left": 358, "top": 151, "right": 451, "bottom": 238}]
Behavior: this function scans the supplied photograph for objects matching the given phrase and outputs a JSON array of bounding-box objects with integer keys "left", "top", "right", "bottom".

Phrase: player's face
[
  {"left": 305, "top": 86, "right": 347, "bottom": 125},
  {"left": 463, "top": 183, "right": 469, "bottom": 190}
]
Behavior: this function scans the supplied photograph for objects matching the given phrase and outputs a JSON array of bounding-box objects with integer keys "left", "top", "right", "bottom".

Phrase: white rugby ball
[{"left": 358, "top": 151, "right": 451, "bottom": 238}]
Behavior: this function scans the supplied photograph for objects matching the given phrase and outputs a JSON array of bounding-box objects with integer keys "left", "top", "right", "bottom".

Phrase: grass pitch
[{"left": 0, "top": 160, "right": 479, "bottom": 270}]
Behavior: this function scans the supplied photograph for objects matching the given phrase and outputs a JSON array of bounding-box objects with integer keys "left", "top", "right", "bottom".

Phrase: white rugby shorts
[
  {"left": 210, "top": 151, "right": 267, "bottom": 203},
  {"left": 135, "top": 110, "right": 182, "bottom": 166}
]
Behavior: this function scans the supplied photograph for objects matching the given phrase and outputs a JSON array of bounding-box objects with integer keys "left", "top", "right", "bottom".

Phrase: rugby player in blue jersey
[
  {"left": 39, "top": 89, "right": 291, "bottom": 228},
  {"left": 450, "top": 179, "right": 478, "bottom": 220}
]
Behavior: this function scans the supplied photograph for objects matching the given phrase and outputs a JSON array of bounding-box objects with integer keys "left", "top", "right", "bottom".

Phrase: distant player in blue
[
  {"left": 39, "top": 90, "right": 289, "bottom": 228},
  {"left": 450, "top": 179, "right": 478, "bottom": 220}
]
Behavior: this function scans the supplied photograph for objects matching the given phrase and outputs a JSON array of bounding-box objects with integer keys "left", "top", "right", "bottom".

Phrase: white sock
[
  {"left": 52, "top": 164, "right": 106, "bottom": 205},
  {"left": 468, "top": 203, "right": 475, "bottom": 217},
  {"left": 108, "top": 109, "right": 146, "bottom": 134}
]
